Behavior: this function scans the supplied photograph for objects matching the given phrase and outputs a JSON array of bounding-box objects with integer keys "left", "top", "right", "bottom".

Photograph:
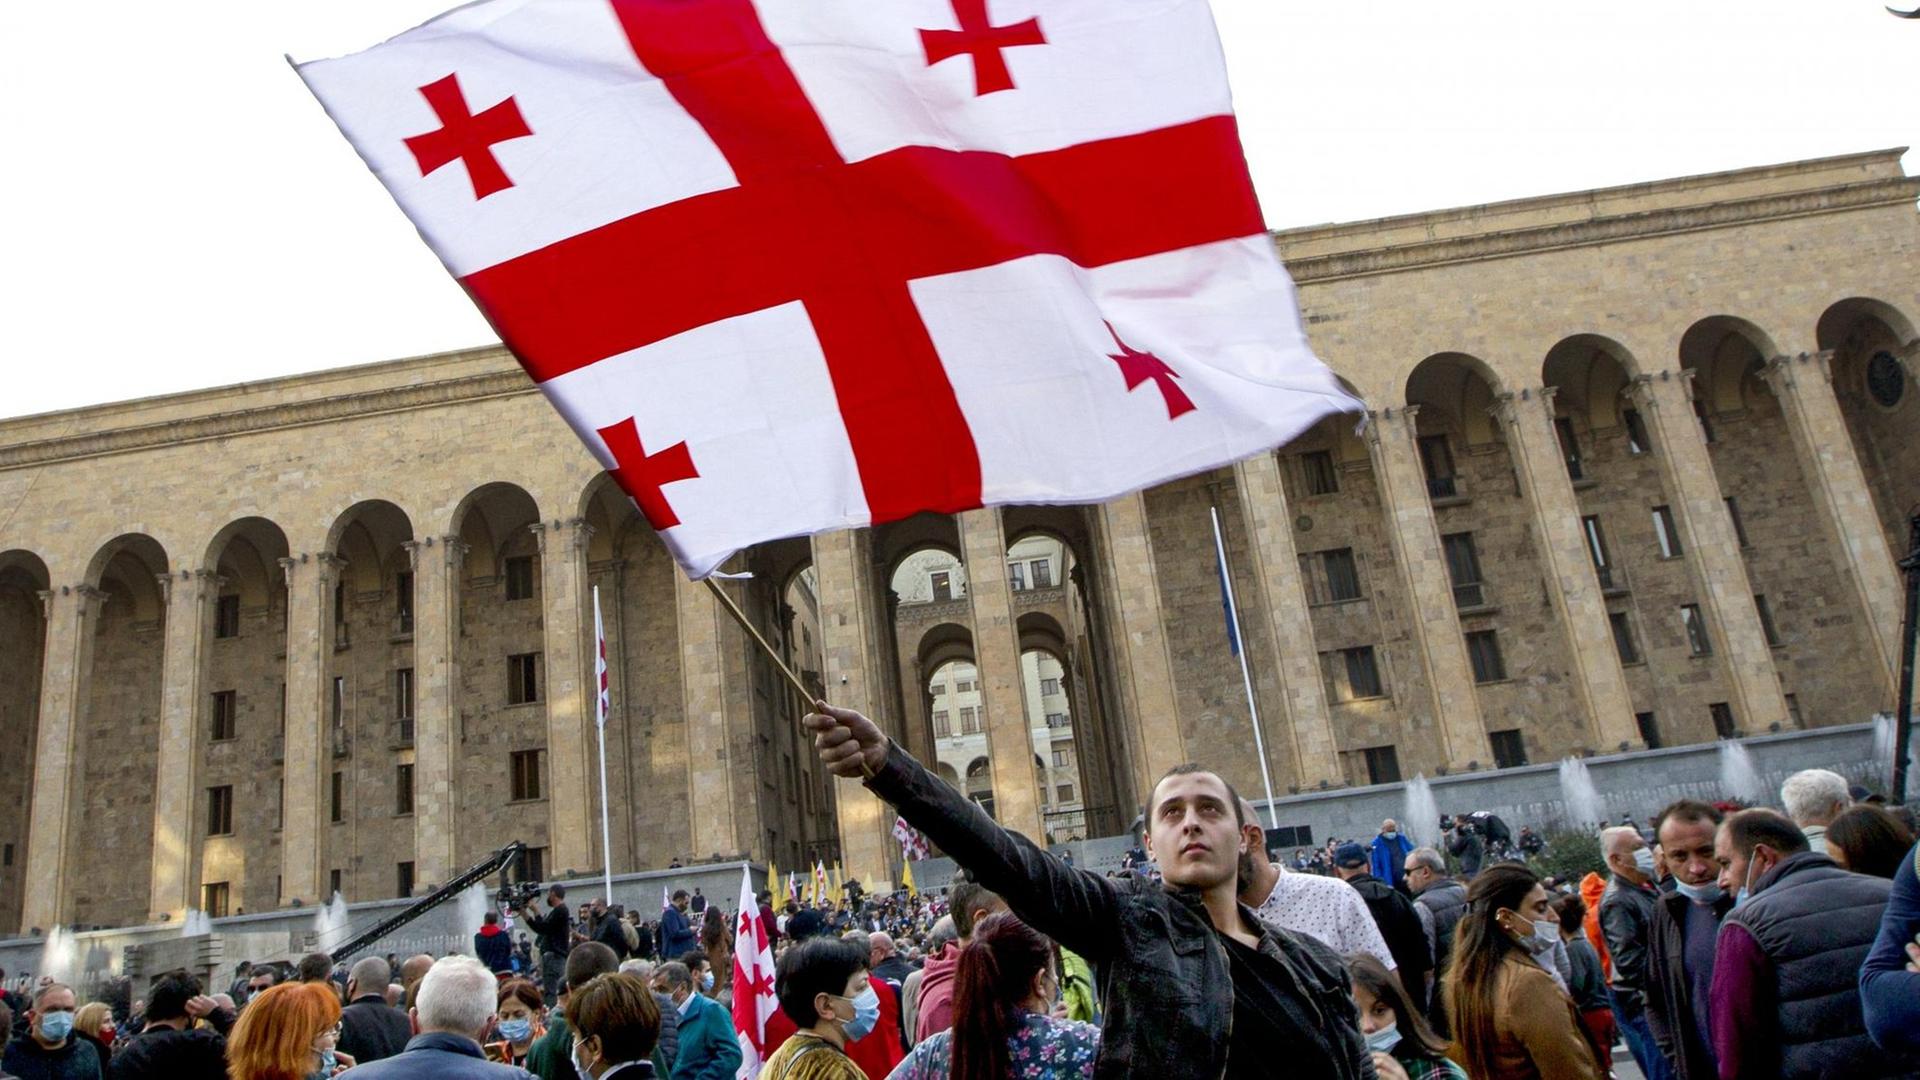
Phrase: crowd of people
[{"left": 4, "top": 737, "right": 1919, "bottom": 1080}]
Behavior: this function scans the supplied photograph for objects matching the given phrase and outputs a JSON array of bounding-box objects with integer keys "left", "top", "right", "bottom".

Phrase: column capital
[
  {"left": 278, "top": 553, "right": 346, "bottom": 584},
  {"left": 1761, "top": 350, "right": 1835, "bottom": 392},
  {"left": 154, "top": 568, "right": 222, "bottom": 603},
  {"left": 1488, "top": 385, "right": 1559, "bottom": 425},
  {"left": 529, "top": 518, "right": 594, "bottom": 554},
  {"left": 1624, "top": 367, "right": 1698, "bottom": 406}
]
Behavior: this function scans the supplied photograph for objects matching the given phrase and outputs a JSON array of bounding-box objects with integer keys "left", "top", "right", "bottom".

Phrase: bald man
[
  {"left": 338, "top": 956, "right": 411, "bottom": 1065},
  {"left": 1599, "top": 826, "right": 1671, "bottom": 1080},
  {"left": 399, "top": 954, "right": 434, "bottom": 1011}
]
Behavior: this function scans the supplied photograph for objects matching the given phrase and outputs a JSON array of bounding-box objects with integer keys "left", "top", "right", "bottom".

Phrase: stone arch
[
  {"left": 451, "top": 484, "right": 540, "bottom": 581},
  {"left": 204, "top": 517, "right": 291, "bottom": 607},
  {"left": 85, "top": 533, "right": 171, "bottom": 622},
  {"left": 1679, "top": 316, "right": 1779, "bottom": 416},
  {"left": 1543, "top": 335, "right": 1642, "bottom": 433},
  {"left": 326, "top": 501, "right": 415, "bottom": 594},
  {"left": 1816, "top": 297, "right": 1920, "bottom": 554},
  {"left": 1405, "top": 352, "right": 1504, "bottom": 447},
  {"left": 0, "top": 550, "right": 48, "bottom": 932}
]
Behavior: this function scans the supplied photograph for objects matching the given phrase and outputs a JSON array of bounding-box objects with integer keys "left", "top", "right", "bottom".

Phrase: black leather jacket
[{"left": 865, "top": 743, "right": 1374, "bottom": 1080}]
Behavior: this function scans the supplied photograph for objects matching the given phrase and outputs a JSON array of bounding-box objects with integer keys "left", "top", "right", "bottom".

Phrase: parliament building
[{"left": 2, "top": 148, "right": 1916, "bottom": 935}]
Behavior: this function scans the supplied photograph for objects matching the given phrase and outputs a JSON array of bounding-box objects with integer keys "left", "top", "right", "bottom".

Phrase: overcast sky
[{"left": 2, "top": 2, "right": 1914, "bottom": 420}]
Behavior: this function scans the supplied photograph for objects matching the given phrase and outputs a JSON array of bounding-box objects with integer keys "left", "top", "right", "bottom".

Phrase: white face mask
[{"left": 570, "top": 1038, "right": 598, "bottom": 1080}]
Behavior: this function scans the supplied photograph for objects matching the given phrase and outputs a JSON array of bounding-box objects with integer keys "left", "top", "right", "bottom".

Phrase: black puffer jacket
[{"left": 866, "top": 743, "right": 1373, "bottom": 1080}]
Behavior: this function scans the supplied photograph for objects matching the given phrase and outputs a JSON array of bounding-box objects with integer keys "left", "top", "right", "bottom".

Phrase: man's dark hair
[
  {"left": 677, "top": 950, "right": 709, "bottom": 972},
  {"left": 1723, "top": 808, "right": 1811, "bottom": 859},
  {"left": 671, "top": 889, "right": 689, "bottom": 903},
  {"left": 565, "top": 942, "right": 621, "bottom": 992},
  {"left": 483, "top": 911, "right": 498, "bottom": 926},
  {"left": 774, "top": 937, "right": 866, "bottom": 1028},
  {"left": 1550, "top": 893, "right": 1587, "bottom": 936},
  {"left": 570, "top": 973, "right": 660, "bottom": 1065},
  {"left": 1654, "top": 799, "right": 1723, "bottom": 837},
  {"left": 248, "top": 965, "right": 281, "bottom": 986},
  {"left": 1151, "top": 763, "right": 1245, "bottom": 828},
  {"left": 296, "top": 953, "right": 333, "bottom": 983},
  {"left": 548, "top": 883, "right": 567, "bottom": 901},
  {"left": 948, "top": 878, "right": 1002, "bottom": 939},
  {"left": 145, "top": 970, "right": 202, "bottom": 1022}
]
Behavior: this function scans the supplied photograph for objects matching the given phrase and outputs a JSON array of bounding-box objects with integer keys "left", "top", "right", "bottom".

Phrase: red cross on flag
[
  {"left": 730, "top": 865, "right": 776, "bottom": 1077},
  {"left": 295, "top": 0, "right": 1362, "bottom": 578}
]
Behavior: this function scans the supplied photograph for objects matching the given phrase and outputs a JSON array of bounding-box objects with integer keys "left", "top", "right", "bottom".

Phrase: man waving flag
[{"left": 295, "top": 0, "right": 1362, "bottom": 578}]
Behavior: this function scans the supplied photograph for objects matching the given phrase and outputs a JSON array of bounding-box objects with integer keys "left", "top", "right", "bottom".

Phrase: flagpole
[
  {"left": 594, "top": 586, "right": 614, "bottom": 903},
  {"left": 1211, "top": 506, "right": 1278, "bottom": 829}
]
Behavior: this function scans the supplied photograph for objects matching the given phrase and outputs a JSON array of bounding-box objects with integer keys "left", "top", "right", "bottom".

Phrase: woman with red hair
[{"left": 226, "top": 980, "right": 354, "bottom": 1080}]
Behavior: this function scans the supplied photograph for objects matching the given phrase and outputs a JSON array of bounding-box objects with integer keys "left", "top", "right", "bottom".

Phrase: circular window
[{"left": 1868, "top": 350, "right": 1905, "bottom": 409}]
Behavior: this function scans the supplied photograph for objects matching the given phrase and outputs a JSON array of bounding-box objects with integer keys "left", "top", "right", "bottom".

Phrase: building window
[
  {"left": 932, "top": 710, "right": 951, "bottom": 738},
  {"left": 504, "top": 556, "right": 536, "bottom": 601},
  {"left": 1299, "top": 450, "right": 1339, "bottom": 496},
  {"left": 1710, "top": 702, "right": 1737, "bottom": 739},
  {"left": 1652, "top": 506, "right": 1684, "bottom": 559},
  {"left": 1554, "top": 416, "right": 1584, "bottom": 481},
  {"left": 1057, "top": 783, "right": 1075, "bottom": 802},
  {"left": 1031, "top": 559, "right": 1053, "bottom": 588},
  {"left": 1442, "top": 532, "right": 1485, "bottom": 608},
  {"left": 397, "top": 861, "right": 416, "bottom": 897},
  {"left": 1623, "top": 408, "right": 1651, "bottom": 455},
  {"left": 330, "top": 869, "right": 342, "bottom": 898},
  {"left": 1418, "top": 434, "right": 1458, "bottom": 498},
  {"left": 508, "top": 653, "right": 541, "bottom": 705},
  {"left": 1681, "top": 604, "right": 1712, "bottom": 656},
  {"left": 1322, "top": 548, "right": 1363, "bottom": 603},
  {"left": 960, "top": 706, "right": 982, "bottom": 735},
  {"left": 395, "top": 571, "right": 414, "bottom": 633},
  {"left": 395, "top": 668, "right": 415, "bottom": 741},
  {"left": 1868, "top": 350, "right": 1906, "bottom": 408},
  {"left": 1489, "top": 729, "right": 1529, "bottom": 769},
  {"left": 331, "top": 676, "right": 347, "bottom": 728},
  {"left": 1754, "top": 594, "right": 1782, "bottom": 647},
  {"left": 930, "top": 570, "right": 953, "bottom": 602},
  {"left": 1051, "top": 748, "right": 1068, "bottom": 767},
  {"left": 201, "top": 882, "right": 230, "bottom": 919},
  {"left": 1609, "top": 611, "right": 1641, "bottom": 664},
  {"left": 511, "top": 749, "right": 544, "bottom": 801},
  {"left": 1362, "top": 745, "right": 1402, "bottom": 785},
  {"left": 2, "top": 843, "right": 11, "bottom": 867},
  {"left": 1785, "top": 693, "right": 1804, "bottom": 727},
  {"left": 521, "top": 847, "right": 547, "bottom": 883},
  {"left": 330, "top": 771, "right": 344, "bottom": 823},
  {"left": 956, "top": 678, "right": 976, "bottom": 693},
  {"left": 1635, "top": 712, "right": 1662, "bottom": 750},
  {"left": 1045, "top": 712, "right": 1069, "bottom": 729},
  {"left": 215, "top": 594, "right": 242, "bottom": 639},
  {"left": 1583, "top": 516, "right": 1618, "bottom": 591},
  {"left": 211, "top": 690, "right": 238, "bottom": 742},
  {"left": 1040, "top": 677, "right": 1061, "bottom": 696},
  {"left": 395, "top": 763, "right": 414, "bottom": 816},
  {"left": 1725, "top": 497, "right": 1750, "bottom": 549},
  {"left": 207, "top": 785, "right": 234, "bottom": 836},
  {"left": 1465, "top": 630, "right": 1507, "bottom": 683},
  {"left": 1008, "top": 562, "right": 1026, "bottom": 591},
  {"left": 1322, "top": 646, "right": 1385, "bottom": 703},
  {"left": 333, "top": 581, "right": 348, "bottom": 647}
]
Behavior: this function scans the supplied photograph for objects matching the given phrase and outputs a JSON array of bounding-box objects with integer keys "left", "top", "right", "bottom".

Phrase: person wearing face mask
[
  {"left": 1370, "top": 820, "right": 1416, "bottom": 894},
  {"left": 225, "top": 982, "right": 352, "bottom": 1080},
  {"left": 1642, "top": 801, "right": 1732, "bottom": 1080},
  {"left": 757, "top": 938, "right": 872, "bottom": 1080},
  {"left": 485, "top": 980, "right": 548, "bottom": 1068},
  {"left": 1598, "top": 825, "right": 1672, "bottom": 1080},
  {"left": 331, "top": 956, "right": 534, "bottom": 1080},
  {"left": 0, "top": 984, "right": 99, "bottom": 1080},
  {"left": 652, "top": 961, "right": 741, "bottom": 1080},
  {"left": 337, "top": 957, "right": 411, "bottom": 1066},
  {"left": 565, "top": 974, "right": 661, "bottom": 1080},
  {"left": 1346, "top": 954, "right": 1464, "bottom": 1080},
  {"left": 1552, "top": 894, "right": 1615, "bottom": 1073},
  {"left": 1443, "top": 862, "right": 1600, "bottom": 1080},
  {"left": 1707, "top": 808, "right": 1920, "bottom": 1079},
  {"left": 890, "top": 913, "right": 1098, "bottom": 1080}
]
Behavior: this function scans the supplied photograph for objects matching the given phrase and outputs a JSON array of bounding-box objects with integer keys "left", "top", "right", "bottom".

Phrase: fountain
[
  {"left": 1557, "top": 757, "right": 1603, "bottom": 827},
  {"left": 1870, "top": 713, "right": 1917, "bottom": 792},
  {"left": 455, "top": 882, "right": 491, "bottom": 956},
  {"left": 1717, "top": 739, "right": 1769, "bottom": 807},
  {"left": 1402, "top": 775, "right": 1440, "bottom": 848},
  {"left": 181, "top": 908, "right": 213, "bottom": 936},
  {"left": 313, "top": 892, "right": 352, "bottom": 952},
  {"left": 39, "top": 925, "right": 77, "bottom": 985}
]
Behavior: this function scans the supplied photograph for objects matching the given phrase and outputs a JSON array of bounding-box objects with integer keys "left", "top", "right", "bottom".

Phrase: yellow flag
[
  {"left": 764, "top": 857, "right": 779, "bottom": 902},
  {"left": 901, "top": 859, "right": 917, "bottom": 898},
  {"left": 831, "top": 861, "right": 844, "bottom": 899}
]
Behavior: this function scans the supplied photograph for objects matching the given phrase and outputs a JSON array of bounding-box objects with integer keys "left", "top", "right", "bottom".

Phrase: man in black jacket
[
  {"left": 804, "top": 702, "right": 1373, "bottom": 1080},
  {"left": 1599, "top": 825, "right": 1671, "bottom": 1080},
  {"left": 1644, "top": 800, "right": 1731, "bottom": 1080},
  {"left": 1332, "top": 842, "right": 1433, "bottom": 1014},
  {"left": 588, "top": 900, "right": 632, "bottom": 960},
  {"left": 520, "top": 885, "right": 573, "bottom": 1003},
  {"left": 337, "top": 957, "right": 411, "bottom": 1066},
  {"left": 107, "top": 970, "right": 231, "bottom": 1080}
]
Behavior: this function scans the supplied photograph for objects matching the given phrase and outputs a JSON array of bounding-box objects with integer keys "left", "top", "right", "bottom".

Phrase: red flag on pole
[{"left": 730, "top": 865, "right": 777, "bottom": 1076}]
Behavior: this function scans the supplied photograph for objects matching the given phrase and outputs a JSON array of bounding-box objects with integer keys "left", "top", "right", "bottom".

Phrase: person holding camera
[
  {"left": 521, "top": 885, "right": 573, "bottom": 1004},
  {"left": 1445, "top": 816, "right": 1485, "bottom": 880}
]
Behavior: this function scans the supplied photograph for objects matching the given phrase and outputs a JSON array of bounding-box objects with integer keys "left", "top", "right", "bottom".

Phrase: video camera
[{"left": 498, "top": 879, "right": 545, "bottom": 910}]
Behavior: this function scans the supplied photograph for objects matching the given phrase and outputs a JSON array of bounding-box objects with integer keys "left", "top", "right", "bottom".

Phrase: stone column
[
  {"left": 1761, "top": 352, "right": 1903, "bottom": 694},
  {"left": 1231, "top": 455, "right": 1341, "bottom": 789},
  {"left": 149, "top": 568, "right": 217, "bottom": 921},
  {"left": 19, "top": 585, "right": 101, "bottom": 934},
  {"left": 958, "top": 509, "right": 1044, "bottom": 841},
  {"left": 1094, "top": 493, "right": 1188, "bottom": 785},
  {"left": 1364, "top": 407, "right": 1489, "bottom": 769},
  {"left": 406, "top": 536, "right": 463, "bottom": 892},
  {"left": 279, "top": 554, "right": 342, "bottom": 906},
  {"left": 1626, "top": 372, "right": 1789, "bottom": 730},
  {"left": 533, "top": 520, "right": 595, "bottom": 876},
  {"left": 1493, "top": 388, "right": 1641, "bottom": 751},
  {"left": 810, "top": 529, "right": 896, "bottom": 888},
  {"left": 675, "top": 567, "right": 750, "bottom": 862}
]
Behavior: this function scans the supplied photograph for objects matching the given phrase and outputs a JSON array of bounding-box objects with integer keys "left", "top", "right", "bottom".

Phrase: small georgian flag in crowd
[
  {"left": 731, "top": 865, "right": 778, "bottom": 1077},
  {"left": 293, "top": 0, "right": 1363, "bottom": 580},
  {"left": 893, "top": 816, "right": 931, "bottom": 861}
]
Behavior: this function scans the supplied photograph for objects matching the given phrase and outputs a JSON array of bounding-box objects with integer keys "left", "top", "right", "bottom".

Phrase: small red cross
[
  {"left": 1105, "top": 322, "right": 1195, "bottom": 420},
  {"left": 403, "top": 73, "right": 532, "bottom": 200},
  {"left": 920, "top": 0, "right": 1047, "bottom": 96},
  {"left": 597, "top": 416, "right": 699, "bottom": 529}
]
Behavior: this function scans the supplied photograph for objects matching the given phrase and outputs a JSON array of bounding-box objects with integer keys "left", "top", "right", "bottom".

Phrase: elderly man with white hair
[
  {"left": 336, "top": 955, "right": 535, "bottom": 1079},
  {"left": 1598, "top": 825, "right": 1672, "bottom": 1080},
  {"left": 1780, "top": 768, "right": 1851, "bottom": 855}
]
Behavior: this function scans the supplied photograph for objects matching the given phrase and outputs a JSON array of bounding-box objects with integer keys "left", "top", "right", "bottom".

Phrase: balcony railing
[
  {"left": 1427, "top": 475, "right": 1459, "bottom": 499},
  {"left": 1452, "top": 582, "right": 1486, "bottom": 609}
]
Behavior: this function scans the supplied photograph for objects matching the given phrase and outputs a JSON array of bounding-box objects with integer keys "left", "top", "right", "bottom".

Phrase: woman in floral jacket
[{"left": 887, "top": 914, "right": 1098, "bottom": 1080}]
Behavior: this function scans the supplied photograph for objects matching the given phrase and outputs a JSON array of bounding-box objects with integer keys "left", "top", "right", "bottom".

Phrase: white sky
[{"left": 2, "top": 2, "right": 1914, "bottom": 420}]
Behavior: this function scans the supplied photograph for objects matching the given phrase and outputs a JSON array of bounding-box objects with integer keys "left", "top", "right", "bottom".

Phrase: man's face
[
  {"left": 248, "top": 973, "right": 275, "bottom": 995},
  {"left": 1403, "top": 860, "right": 1434, "bottom": 895},
  {"left": 1660, "top": 816, "right": 1722, "bottom": 888},
  {"left": 1144, "top": 771, "right": 1242, "bottom": 889},
  {"left": 1714, "top": 825, "right": 1774, "bottom": 896},
  {"left": 32, "top": 987, "right": 75, "bottom": 1041},
  {"left": 1608, "top": 832, "right": 1649, "bottom": 879}
]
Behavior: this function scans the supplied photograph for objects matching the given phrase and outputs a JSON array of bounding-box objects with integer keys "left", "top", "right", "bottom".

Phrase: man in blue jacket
[
  {"left": 1368, "top": 820, "right": 1415, "bottom": 893},
  {"left": 314, "top": 955, "right": 533, "bottom": 1080},
  {"left": 660, "top": 892, "right": 698, "bottom": 960},
  {"left": 652, "top": 962, "right": 740, "bottom": 1080},
  {"left": 1860, "top": 841, "right": 1920, "bottom": 1052}
]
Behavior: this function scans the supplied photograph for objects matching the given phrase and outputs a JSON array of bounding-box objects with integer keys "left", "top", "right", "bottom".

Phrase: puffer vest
[{"left": 1417, "top": 879, "right": 1468, "bottom": 969}]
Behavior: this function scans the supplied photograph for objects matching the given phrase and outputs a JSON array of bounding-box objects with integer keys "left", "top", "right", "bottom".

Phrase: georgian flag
[
  {"left": 295, "top": 0, "right": 1362, "bottom": 578},
  {"left": 730, "top": 865, "right": 777, "bottom": 1077},
  {"left": 893, "top": 816, "right": 931, "bottom": 861}
]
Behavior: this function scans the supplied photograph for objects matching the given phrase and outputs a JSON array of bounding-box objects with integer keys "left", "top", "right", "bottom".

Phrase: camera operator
[
  {"left": 519, "top": 884, "right": 572, "bottom": 1004},
  {"left": 1445, "top": 814, "right": 1486, "bottom": 879}
]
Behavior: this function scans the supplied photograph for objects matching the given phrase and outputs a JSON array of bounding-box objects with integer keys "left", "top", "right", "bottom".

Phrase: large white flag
[
  {"left": 729, "top": 865, "right": 777, "bottom": 1077},
  {"left": 296, "top": 0, "right": 1362, "bottom": 578}
]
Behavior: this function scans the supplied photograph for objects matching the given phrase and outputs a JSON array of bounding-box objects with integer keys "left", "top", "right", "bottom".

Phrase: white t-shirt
[{"left": 1249, "top": 865, "right": 1396, "bottom": 969}]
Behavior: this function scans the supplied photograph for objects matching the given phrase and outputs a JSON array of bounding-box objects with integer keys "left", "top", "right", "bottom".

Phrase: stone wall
[{"left": 0, "top": 579, "right": 43, "bottom": 931}]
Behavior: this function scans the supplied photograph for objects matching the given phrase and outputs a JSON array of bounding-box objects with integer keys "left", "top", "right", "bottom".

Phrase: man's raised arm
[{"left": 805, "top": 702, "right": 1119, "bottom": 961}]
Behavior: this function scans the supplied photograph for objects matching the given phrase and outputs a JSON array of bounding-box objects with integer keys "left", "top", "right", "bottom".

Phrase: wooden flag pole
[{"left": 702, "top": 576, "right": 875, "bottom": 779}]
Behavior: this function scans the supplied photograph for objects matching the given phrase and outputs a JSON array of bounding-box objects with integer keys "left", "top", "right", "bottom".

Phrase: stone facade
[{"left": 2, "top": 148, "right": 1917, "bottom": 934}]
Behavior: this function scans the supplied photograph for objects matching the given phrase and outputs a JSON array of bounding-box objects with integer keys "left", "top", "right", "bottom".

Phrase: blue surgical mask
[
  {"left": 316, "top": 1048, "right": 338, "bottom": 1076},
  {"left": 839, "top": 986, "right": 880, "bottom": 1042},
  {"left": 1365, "top": 1023, "right": 1401, "bottom": 1055},
  {"left": 700, "top": 971, "right": 715, "bottom": 993},
  {"left": 38, "top": 1011, "right": 73, "bottom": 1041},
  {"left": 497, "top": 1017, "right": 533, "bottom": 1043},
  {"left": 1732, "top": 887, "right": 1750, "bottom": 909},
  {"left": 1633, "top": 848, "right": 1657, "bottom": 876},
  {"left": 1383, "top": 831, "right": 1399, "bottom": 841},
  {"left": 1674, "top": 879, "right": 1724, "bottom": 905}
]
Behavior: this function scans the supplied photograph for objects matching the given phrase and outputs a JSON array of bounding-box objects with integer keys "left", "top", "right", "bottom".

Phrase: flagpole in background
[
  {"left": 593, "top": 586, "right": 614, "bottom": 902},
  {"left": 1211, "top": 506, "right": 1278, "bottom": 829}
]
